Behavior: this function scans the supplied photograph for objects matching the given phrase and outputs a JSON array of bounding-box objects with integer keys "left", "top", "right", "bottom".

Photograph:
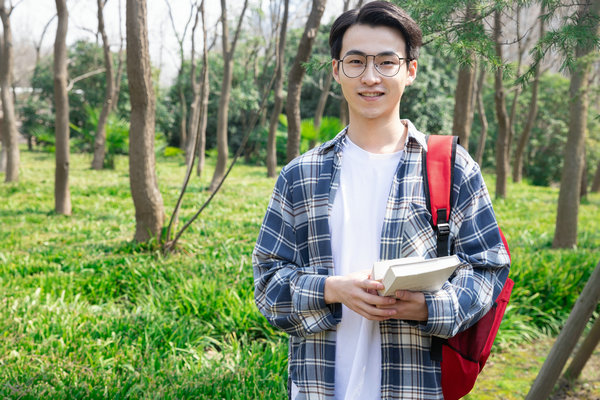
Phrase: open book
[{"left": 371, "top": 255, "right": 462, "bottom": 296}]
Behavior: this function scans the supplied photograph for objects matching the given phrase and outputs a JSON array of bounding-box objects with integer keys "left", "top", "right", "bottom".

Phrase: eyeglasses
[{"left": 337, "top": 53, "right": 408, "bottom": 78}]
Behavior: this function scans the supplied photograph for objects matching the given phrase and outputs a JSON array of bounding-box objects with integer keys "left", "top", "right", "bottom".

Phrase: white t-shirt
[{"left": 330, "top": 137, "right": 403, "bottom": 400}]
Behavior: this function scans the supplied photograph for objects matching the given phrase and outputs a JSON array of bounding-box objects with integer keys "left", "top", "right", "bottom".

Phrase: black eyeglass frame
[{"left": 336, "top": 53, "right": 410, "bottom": 78}]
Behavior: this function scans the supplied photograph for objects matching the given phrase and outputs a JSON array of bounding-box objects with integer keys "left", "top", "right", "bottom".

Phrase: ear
[
  {"left": 406, "top": 59, "right": 418, "bottom": 86},
  {"left": 332, "top": 59, "right": 341, "bottom": 84}
]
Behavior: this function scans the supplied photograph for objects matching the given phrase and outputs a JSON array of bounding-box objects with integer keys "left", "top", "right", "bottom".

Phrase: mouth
[{"left": 359, "top": 91, "right": 384, "bottom": 98}]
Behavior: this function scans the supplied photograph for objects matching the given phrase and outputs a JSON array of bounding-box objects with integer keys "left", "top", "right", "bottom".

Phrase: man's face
[{"left": 332, "top": 24, "right": 417, "bottom": 123}]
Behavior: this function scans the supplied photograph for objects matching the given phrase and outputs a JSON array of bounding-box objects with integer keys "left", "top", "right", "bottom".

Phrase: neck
[{"left": 346, "top": 117, "right": 408, "bottom": 154}]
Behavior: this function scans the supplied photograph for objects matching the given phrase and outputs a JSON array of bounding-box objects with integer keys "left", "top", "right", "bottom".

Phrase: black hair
[{"left": 329, "top": 1, "right": 423, "bottom": 61}]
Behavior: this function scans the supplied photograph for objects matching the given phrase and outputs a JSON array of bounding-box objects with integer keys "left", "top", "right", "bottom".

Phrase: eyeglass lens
[{"left": 341, "top": 54, "right": 403, "bottom": 78}]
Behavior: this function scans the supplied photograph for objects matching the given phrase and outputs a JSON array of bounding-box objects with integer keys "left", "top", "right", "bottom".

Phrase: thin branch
[
  {"left": 228, "top": 0, "right": 249, "bottom": 57},
  {"left": 34, "top": 14, "right": 57, "bottom": 55},
  {"left": 66, "top": 68, "right": 105, "bottom": 91},
  {"left": 164, "top": 56, "right": 279, "bottom": 253}
]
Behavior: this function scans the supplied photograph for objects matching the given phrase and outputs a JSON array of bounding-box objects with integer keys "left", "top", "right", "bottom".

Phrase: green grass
[{"left": 0, "top": 150, "right": 598, "bottom": 398}]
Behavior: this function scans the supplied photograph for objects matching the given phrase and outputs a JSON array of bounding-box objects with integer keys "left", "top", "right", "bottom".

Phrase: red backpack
[{"left": 423, "top": 135, "right": 514, "bottom": 400}]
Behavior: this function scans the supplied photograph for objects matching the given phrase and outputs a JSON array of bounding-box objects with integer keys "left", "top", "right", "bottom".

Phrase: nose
[{"left": 361, "top": 57, "right": 381, "bottom": 85}]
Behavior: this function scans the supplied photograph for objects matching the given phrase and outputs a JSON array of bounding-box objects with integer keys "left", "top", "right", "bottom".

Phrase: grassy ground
[{"left": 0, "top": 149, "right": 598, "bottom": 399}]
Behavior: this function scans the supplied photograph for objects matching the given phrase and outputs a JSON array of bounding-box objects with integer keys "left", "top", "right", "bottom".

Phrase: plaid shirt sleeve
[
  {"left": 253, "top": 165, "right": 341, "bottom": 338},
  {"left": 420, "top": 145, "right": 511, "bottom": 338}
]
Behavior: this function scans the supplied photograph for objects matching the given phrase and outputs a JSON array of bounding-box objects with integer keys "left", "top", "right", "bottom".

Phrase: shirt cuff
[
  {"left": 293, "top": 274, "right": 342, "bottom": 333},
  {"left": 420, "top": 284, "right": 458, "bottom": 338}
]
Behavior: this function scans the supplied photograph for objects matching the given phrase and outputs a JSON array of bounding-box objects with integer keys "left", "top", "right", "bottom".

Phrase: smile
[{"left": 359, "top": 92, "right": 384, "bottom": 97}]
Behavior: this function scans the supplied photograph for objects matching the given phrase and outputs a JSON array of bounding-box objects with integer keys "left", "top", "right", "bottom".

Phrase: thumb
[{"left": 395, "top": 290, "right": 415, "bottom": 301}]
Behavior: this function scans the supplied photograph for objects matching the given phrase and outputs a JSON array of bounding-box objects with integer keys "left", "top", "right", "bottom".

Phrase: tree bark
[
  {"left": 452, "top": 61, "right": 476, "bottom": 151},
  {"left": 451, "top": 4, "right": 476, "bottom": 151},
  {"left": 196, "top": 8, "right": 209, "bottom": 179},
  {"left": 126, "top": 0, "right": 165, "bottom": 242},
  {"left": 512, "top": 12, "right": 544, "bottom": 183},
  {"left": 474, "top": 66, "right": 487, "bottom": 166},
  {"left": 340, "top": 97, "right": 349, "bottom": 126},
  {"left": 0, "top": 117, "right": 6, "bottom": 173},
  {"left": 54, "top": 0, "right": 71, "bottom": 215},
  {"left": 285, "top": 0, "right": 327, "bottom": 163},
  {"left": 563, "top": 316, "right": 600, "bottom": 381},
  {"left": 553, "top": 0, "right": 600, "bottom": 249},
  {"left": 0, "top": 2, "right": 20, "bottom": 182},
  {"left": 166, "top": 2, "right": 194, "bottom": 151},
  {"left": 208, "top": 0, "right": 249, "bottom": 192},
  {"left": 591, "top": 158, "right": 600, "bottom": 192},
  {"left": 185, "top": 5, "right": 201, "bottom": 168},
  {"left": 526, "top": 261, "right": 600, "bottom": 400},
  {"left": 266, "top": 0, "right": 289, "bottom": 178},
  {"left": 92, "top": 0, "right": 116, "bottom": 170},
  {"left": 493, "top": 10, "right": 510, "bottom": 199}
]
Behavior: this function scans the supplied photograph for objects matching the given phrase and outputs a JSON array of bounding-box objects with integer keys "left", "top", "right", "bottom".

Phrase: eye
[{"left": 345, "top": 56, "right": 365, "bottom": 65}]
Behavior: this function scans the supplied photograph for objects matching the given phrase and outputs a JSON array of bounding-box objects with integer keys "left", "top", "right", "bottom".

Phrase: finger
[
  {"left": 357, "top": 303, "right": 397, "bottom": 320},
  {"left": 395, "top": 290, "right": 419, "bottom": 301},
  {"left": 362, "top": 291, "right": 396, "bottom": 306},
  {"left": 360, "top": 278, "right": 385, "bottom": 292}
]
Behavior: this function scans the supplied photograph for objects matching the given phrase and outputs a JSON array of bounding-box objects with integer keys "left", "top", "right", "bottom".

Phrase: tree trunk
[
  {"left": 512, "top": 14, "right": 542, "bottom": 184},
  {"left": 0, "top": 117, "right": 6, "bottom": 173},
  {"left": 126, "top": 0, "right": 165, "bottom": 242},
  {"left": 185, "top": 6, "right": 201, "bottom": 168},
  {"left": 208, "top": 0, "right": 249, "bottom": 192},
  {"left": 0, "top": 3, "right": 20, "bottom": 182},
  {"left": 54, "top": 0, "right": 71, "bottom": 215},
  {"left": 493, "top": 10, "right": 510, "bottom": 199},
  {"left": 92, "top": 0, "right": 116, "bottom": 170},
  {"left": 553, "top": 0, "right": 600, "bottom": 249},
  {"left": 580, "top": 154, "right": 588, "bottom": 199},
  {"left": 525, "top": 261, "right": 600, "bottom": 400},
  {"left": 451, "top": 5, "right": 476, "bottom": 150},
  {"left": 591, "top": 159, "right": 600, "bottom": 192},
  {"left": 474, "top": 66, "right": 488, "bottom": 166},
  {"left": 340, "top": 97, "right": 349, "bottom": 126},
  {"left": 196, "top": 23, "right": 209, "bottom": 178},
  {"left": 563, "top": 316, "right": 600, "bottom": 381},
  {"left": 314, "top": 71, "right": 333, "bottom": 132},
  {"left": 285, "top": 0, "right": 327, "bottom": 163},
  {"left": 266, "top": 0, "right": 289, "bottom": 178},
  {"left": 452, "top": 61, "right": 476, "bottom": 151}
]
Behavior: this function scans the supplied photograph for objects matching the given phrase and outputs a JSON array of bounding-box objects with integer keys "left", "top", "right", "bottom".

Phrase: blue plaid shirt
[{"left": 253, "top": 121, "right": 510, "bottom": 400}]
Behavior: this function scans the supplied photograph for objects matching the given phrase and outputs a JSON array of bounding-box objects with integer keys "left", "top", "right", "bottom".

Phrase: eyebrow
[{"left": 343, "top": 50, "right": 400, "bottom": 57}]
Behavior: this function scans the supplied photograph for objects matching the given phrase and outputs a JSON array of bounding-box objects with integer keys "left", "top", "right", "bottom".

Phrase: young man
[{"left": 253, "top": 2, "right": 510, "bottom": 399}]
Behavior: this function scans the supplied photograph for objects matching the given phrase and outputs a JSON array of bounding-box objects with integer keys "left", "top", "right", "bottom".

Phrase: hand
[
  {"left": 378, "top": 290, "right": 429, "bottom": 322},
  {"left": 324, "top": 270, "right": 398, "bottom": 321}
]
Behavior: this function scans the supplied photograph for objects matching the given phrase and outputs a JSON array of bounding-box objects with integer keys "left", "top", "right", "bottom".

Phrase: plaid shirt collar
[{"left": 316, "top": 119, "right": 429, "bottom": 157}]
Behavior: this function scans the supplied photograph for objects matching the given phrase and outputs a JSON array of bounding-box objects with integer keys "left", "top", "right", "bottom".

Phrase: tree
[
  {"left": 553, "top": 0, "right": 600, "bottom": 249},
  {"left": 493, "top": 9, "right": 510, "bottom": 199},
  {"left": 592, "top": 159, "right": 600, "bottom": 192},
  {"left": 166, "top": 0, "right": 195, "bottom": 151},
  {"left": 0, "top": 115, "right": 5, "bottom": 173},
  {"left": 54, "top": 0, "right": 71, "bottom": 215},
  {"left": 126, "top": 0, "right": 164, "bottom": 242},
  {"left": 285, "top": 0, "right": 327, "bottom": 162},
  {"left": 196, "top": 0, "right": 210, "bottom": 178},
  {"left": 451, "top": 3, "right": 477, "bottom": 150},
  {"left": 92, "top": 0, "right": 124, "bottom": 170},
  {"left": 184, "top": 2, "right": 202, "bottom": 168},
  {"left": 513, "top": 8, "right": 544, "bottom": 183},
  {"left": 0, "top": 0, "right": 20, "bottom": 182},
  {"left": 474, "top": 66, "right": 488, "bottom": 166},
  {"left": 266, "top": 0, "right": 289, "bottom": 178},
  {"left": 208, "top": 0, "right": 249, "bottom": 192}
]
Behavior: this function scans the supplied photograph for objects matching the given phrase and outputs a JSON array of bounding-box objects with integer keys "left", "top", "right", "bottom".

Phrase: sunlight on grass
[{"left": 0, "top": 151, "right": 598, "bottom": 398}]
